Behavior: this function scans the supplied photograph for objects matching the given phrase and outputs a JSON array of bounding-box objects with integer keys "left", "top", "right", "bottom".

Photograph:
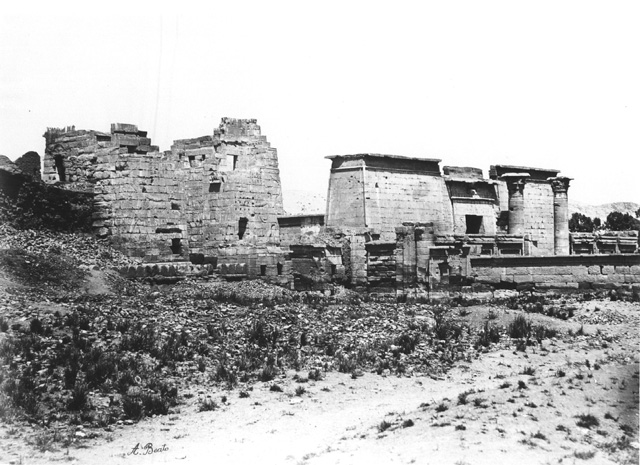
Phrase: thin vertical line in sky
[{"left": 153, "top": 15, "right": 163, "bottom": 142}]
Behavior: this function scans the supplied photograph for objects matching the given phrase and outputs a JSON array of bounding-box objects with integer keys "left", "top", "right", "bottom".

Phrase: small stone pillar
[
  {"left": 549, "top": 176, "right": 572, "bottom": 255},
  {"left": 501, "top": 173, "right": 530, "bottom": 236}
]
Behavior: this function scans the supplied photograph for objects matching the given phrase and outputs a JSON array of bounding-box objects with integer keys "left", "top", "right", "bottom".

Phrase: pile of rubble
[{"left": 0, "top": 224, "right": 139, "bottom": 270}]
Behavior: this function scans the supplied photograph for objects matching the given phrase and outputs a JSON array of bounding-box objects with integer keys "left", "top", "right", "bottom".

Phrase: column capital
[
  {"left": 501, "top": 172, "right": 530, "bottom": 195},
  {"left": 548, "top": 176, "right": 572, "bottom": 194}
]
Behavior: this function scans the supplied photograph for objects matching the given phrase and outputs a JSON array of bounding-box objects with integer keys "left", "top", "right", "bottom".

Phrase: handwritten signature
[{"left": 127, "top": 443, "right": 169, "bottom": 456}]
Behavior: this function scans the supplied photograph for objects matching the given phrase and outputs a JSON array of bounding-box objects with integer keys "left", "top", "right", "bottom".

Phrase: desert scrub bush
[
  {"left": 154, "top": 329, "right": 192, "bottom": 366},
  {"left": 212, "top": 356, "right": 238, "bottom": 386},
  {"left": 294, "top": 386, "right": 306, "bottom": 396},
  {"left": 139, "top": 392, "right": 170, "bottom": 416},
  {"left": 336, "top": 354, "right": 358, "bottom": 374},
  {"left": 522, "top": 365, "right": 536, "bottom": 376},
  {"left": 457, "top": 389, "right": 475, "bottom": 405},
  {"left": 246, "top": 319, "right": 279, "bottom": 348},
  {"left": 433, "top": 307, "right": 466, "bottom": 341},
  {"left": 508, "top": 315, "right": 531, "bottom": 339},
  {"left": 575, "top": 413, "right": 599, "bottom": 429},
  {"left": 573, "top": 450, "right": 596, "bottom": 460},
  {"left": 67, "top": 383, "right": 89, "bottom": 411},
  {"left": 402, "top": 419, "right": 414, "bottom": 428},
  {"left": 531, "top": 431, "right": 547, "bottom": 441},
  {"left": 475, "top": 321, "right": 500, "bottom": 348},
  {"left": 29, "top": 318, "right": 43, "bottom": 335},
  {"left": 85, "top": 348, "right": 119, "bottom": 389},
  {"left": 198, "top": 398, "right": 218, "bottom": 412},
  {"left": 393, "top": 332, "right": 421, "bottom": 354},
  {"left": 120, "top": 322, "right": 156, "bottom": 353},
  {"left": 435, "top": 402, "right": 449, "bottom": 413},
  {"left": 377, "top": 420, "right": 392, "bottom": 433},
  {"left": 258, "top": 364, "right": 278, "bottom": 382},
  {"left": 473, "top": 397, "right": 488, "bottom": 408},
  {"left": 308, "top": 368, "right": 323, "bottom": 381},
  {"left": 145, "top": 377, "right": 178, "bottom": 404},
  {"left": 269, "top": 384, "right": 283, "bottom": 392},
  {"left": 602, "top": 435, "right": 633, "bottom": 453},
  {"left": 32, "top": 431, "right": 56, "bottom": 453},
  {"left": 533, "top": 324, "right": 558, "bottom": 342}
]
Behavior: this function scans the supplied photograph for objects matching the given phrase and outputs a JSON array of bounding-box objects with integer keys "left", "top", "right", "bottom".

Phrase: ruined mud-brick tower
[{"left": 43, "top": 118, "right": 284, "bottom": 263}]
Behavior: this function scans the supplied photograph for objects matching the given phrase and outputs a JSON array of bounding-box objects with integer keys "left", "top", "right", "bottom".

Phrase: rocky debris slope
[{"left": 0, "top": 227, "right": 637, "bottom": 463}]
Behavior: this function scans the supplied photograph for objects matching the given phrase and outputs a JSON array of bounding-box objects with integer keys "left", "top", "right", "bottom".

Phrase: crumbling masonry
[
  {"left": 38, "top": 119, "right": 640, "bottom": 295},
  {"left": 43, "top": 119, "right": 289, "bottom": 283}
]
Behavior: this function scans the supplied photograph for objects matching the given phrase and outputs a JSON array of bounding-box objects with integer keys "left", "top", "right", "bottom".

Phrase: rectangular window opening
[
  {"left": 465, "top": 215, "right": 483, "bottom": 234},
  {"left": 209, "top": 182, "right": 221, "bottom": 193},
  {"left": 232, "top": 155, "right": 238, "bottom": 170},
  {"left": 238, "top": 217, "right": 248, "bottom": 239},
  {"left": 277, "top": 263, "right": 283, "bottom": 275},
  {"left": 330, "top": 264, "right": 337, "bottom": 275},
  {"left": 260, "top": 265, "right": 267, "bottom": 276},
  {"left": 170, "top": 238, "right": 182, "bottom": 254}
]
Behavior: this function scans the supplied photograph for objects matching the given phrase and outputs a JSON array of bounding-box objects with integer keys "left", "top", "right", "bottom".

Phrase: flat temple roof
[
  {"left": 325, "top": 153, "right": 442, "bottom": 163},
  {"left": 492, "top": 164, "right": 560, "bottom": 174}
]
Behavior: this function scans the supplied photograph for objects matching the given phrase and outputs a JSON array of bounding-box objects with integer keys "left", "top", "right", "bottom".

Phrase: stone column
[
  {"left": 549, "top": 176, "right": 572, "bottom": 255},
  {"left": 501, "top": 173, "right": 530, "bottom": 236}
]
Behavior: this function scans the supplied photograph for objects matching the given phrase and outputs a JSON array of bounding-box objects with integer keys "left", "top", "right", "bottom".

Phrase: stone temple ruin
[{"left": 10, "top": 117, "right": 638, "bottom": 296}]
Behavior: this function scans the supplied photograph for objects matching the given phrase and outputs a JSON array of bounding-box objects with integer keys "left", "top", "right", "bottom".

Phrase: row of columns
[{"left": 502, "top": 173, "right": 572, "bottom": 255}]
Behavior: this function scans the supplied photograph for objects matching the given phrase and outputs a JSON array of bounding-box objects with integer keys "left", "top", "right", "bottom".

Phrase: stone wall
[
  {"left": 326, "top": 155, "right": 453, "bottom": 240},
  {"left": 217, "top": 244, "right": 291, "bottom": 286},
  {"left": 365, "top": 241, "right": 396, "bottom": 292},
  {"left": 521, "top": 181, "right": 555, "bottom": 255},
  {"left": 43, "top": 118, "right": 284, "bottom": 264},
  {"left": 277, "top": 214, "right": 325, "bottom": 246},
  {"left": 571, "top": 231, "right": 639, "bottom": 255},
  {"left": 490, "top": 165, "right": 562, "bottom": 256},
  {"left": 471, "top": 254, "right": 640, "bottom": 292}
]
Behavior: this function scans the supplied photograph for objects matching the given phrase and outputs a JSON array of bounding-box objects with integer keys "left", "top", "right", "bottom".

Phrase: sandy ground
[{"left": 1, "top": 301, "right": 638, "bottom": 465}]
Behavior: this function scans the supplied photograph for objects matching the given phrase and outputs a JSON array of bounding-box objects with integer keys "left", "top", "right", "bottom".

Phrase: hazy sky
[{"left": 1, "top": 1, "right": 638, "bottom": 205}]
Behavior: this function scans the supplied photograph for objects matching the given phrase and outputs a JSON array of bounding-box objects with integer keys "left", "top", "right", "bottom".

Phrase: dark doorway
[
  {"left": 465, "top": 215, "right": 483, "bottom": 234},
  {"left": 54, "top": 154, "right": 65, "bottom": 182},
  {"left": 238, "top": 217, "right": 248, "bottom": 239},
  {"left": 260, "top": 265, "right": 267, "bottom": 276}
]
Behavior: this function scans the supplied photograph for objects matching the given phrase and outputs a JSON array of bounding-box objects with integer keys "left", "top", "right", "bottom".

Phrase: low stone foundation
[{"left": 471, "top": 254, "right": 640, "bottom": 292}]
